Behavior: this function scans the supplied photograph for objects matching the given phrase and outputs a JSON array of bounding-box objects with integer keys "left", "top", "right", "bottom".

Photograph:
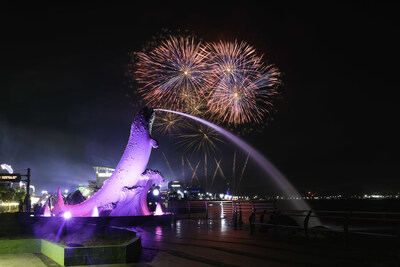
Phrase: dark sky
[{"left": 0, "top": 2, "right": 398, "bottom": 195}]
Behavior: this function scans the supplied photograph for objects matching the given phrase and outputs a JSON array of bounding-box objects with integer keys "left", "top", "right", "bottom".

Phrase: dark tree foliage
[{"left": 0, "top": 183, "right": 26, "bottom": 202}]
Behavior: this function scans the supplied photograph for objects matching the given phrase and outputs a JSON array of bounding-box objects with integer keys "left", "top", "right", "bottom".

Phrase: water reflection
[
  {"left": 175, "top": 220, "right": 181, "bottom": 235},
  {"left": 220, "top": 219, "right": 228, "bottom": 232},
  {"left": 174, "top": 219, "right": 232, "bottom": 233},
  {"left": 154, "top": 226, "right": 162, "bottom": 241}
]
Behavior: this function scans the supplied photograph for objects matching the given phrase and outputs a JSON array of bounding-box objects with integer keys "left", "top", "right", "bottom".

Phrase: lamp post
[{"left": 24, "top": 168, "right": 31, "bottom": 212}]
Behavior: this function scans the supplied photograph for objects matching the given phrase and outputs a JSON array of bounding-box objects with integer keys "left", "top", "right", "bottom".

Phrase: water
[{"left": 155, "top": 109, "right": 318, "bottom": 224}]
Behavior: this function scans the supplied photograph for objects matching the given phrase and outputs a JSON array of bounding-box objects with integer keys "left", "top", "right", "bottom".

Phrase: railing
[
  {"left": 167, "top": 200, "right": 276, "bottom": 220},
  {"left": 167, "top": 200, "right": 400, "bottom": 240},
  {"left": 250, "top": 209, "right": 400, "bottom": 242}
]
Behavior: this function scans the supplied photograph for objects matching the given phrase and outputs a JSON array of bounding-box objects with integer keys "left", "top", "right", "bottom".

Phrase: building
[
  {"left": 168, "top": 180, "right": 184, "bottom": 191},
  {"left": 88, "top": 166, "right": 115, "bottom": 192},
  {"left": 167, "top": 180, "right": 208, "bottom": 200},
  {"left": 167, "top": 180, "right": 185, "bottom": 200}
]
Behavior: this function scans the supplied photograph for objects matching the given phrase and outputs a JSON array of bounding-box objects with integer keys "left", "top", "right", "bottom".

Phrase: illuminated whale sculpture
[{"left": 52, "top": 108, "right": 164, "bottom": 217}]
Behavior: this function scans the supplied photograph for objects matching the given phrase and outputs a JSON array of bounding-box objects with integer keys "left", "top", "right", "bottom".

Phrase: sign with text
[{"left": 0, "top": 173, "right": 21, "bottom": 182}]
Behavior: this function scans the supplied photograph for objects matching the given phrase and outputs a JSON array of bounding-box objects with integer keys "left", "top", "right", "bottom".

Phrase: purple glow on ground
[{"left": 55, "top": 220, "right": 66, "bottom": 243}]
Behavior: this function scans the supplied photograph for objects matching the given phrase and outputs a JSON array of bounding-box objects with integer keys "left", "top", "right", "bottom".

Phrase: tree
[{"left": 0, "top": 183, "right": 26, "bottom": 202}]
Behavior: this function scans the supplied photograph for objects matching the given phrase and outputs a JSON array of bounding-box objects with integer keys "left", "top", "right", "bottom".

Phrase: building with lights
[
  {"left": 168, "top": 180, "right": 183, "bottom": 191},
  {"left": 167, "top": 180, "right": 208, "bottom": 200},
  {"left": 167, "top": 180, "right": 185, "bottom": 200},
  {"left": 88, "top": 166, "right": 115, "bottom": 193}
]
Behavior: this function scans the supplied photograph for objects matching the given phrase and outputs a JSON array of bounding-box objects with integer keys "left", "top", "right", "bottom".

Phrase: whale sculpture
[{"left": 52, "top": 108, "right": 164, "bottom": 217}]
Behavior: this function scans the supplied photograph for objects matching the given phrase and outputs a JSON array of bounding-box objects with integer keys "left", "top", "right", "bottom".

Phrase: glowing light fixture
[
  {"left": 63, "top": 211, "right": 72, "bottom": 219},
  {"left": 152, "top": 188, "right": 160, "bottom": 196}
]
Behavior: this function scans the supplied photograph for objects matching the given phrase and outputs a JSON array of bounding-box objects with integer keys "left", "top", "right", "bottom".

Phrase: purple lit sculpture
[{"left": 52, "top": 108, "right": 163, "bottom": 217}]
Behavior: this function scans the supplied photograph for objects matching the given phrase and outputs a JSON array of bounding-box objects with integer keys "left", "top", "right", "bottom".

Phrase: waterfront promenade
[{"left": 1, "top": 218, "right": 398, "bottom": 266}]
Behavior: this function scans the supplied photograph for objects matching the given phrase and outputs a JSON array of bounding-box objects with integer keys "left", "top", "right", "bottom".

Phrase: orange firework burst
[
  {"left": 134, "top": 35, "right": 212, "bottom": 112},
  {"left": 175, "top": 122, "right": 224, "bottom": 155},
  {"left": 206, "top": 40, "right": 281, "bottom": 125},
  {"left": 153, "top": 112, "right": 186, "bottom": 136},
  {"left": 132, "top": 35, "right": 281, "bottom": 129}
]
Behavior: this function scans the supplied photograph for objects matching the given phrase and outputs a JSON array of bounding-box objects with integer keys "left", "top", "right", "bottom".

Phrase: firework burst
[
  {"left": 206, "top": 40, "right": 281, "bottom": 125},
  {"left": 207, "top": 40, "right": 264, "bottom": 84},
  {"left": 131, "top": 34, "right": 281, "bottom": 136},
  {"left": 134, "top": 35, "right": 212, "bottom": 111},
  {"left": 175, "top": 122, "right": 224, "bottom": 155},
  {"left": 153, "top": 112, "right": 186, "bottom": 136}
]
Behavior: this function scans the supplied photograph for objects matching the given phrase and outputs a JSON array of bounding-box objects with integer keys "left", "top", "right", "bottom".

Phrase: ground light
[{"left": 63, "top": 211, "right": 72, "bottom": 219}]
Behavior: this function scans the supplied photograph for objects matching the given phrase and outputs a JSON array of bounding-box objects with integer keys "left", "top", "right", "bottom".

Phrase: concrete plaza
[{"left": 0, "top": 218, "right": 398, "bottom": 266}]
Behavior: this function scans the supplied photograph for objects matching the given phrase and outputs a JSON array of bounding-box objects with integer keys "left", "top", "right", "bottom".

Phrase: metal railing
[
  {"left": 287, "top": 209, "right": 400, "bottom": 239},
  {"left": 167, "top": 200, "right": 276, "bottom": 220},
  {"left": 167, "top": 200, "right": 400, "bottom": 240}
]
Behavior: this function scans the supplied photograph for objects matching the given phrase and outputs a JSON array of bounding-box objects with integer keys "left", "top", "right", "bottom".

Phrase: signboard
[{"left": 0, "top": 173, "right": 21, "bottom": 182}]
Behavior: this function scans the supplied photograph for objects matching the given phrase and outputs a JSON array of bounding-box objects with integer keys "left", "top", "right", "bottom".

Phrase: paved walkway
[
  {"left": 1, "top": 218, "right": 399, "bottom": 266},
  {"left": 0, "top": 253, "right": 48, "bottom": 267}
]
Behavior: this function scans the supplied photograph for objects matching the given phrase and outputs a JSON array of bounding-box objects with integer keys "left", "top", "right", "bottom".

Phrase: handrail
[
  {"left": 279, "top": 210, "right": 400, "bottom": 222},
  {"left": 168, "top": 200, "right": 400, "bottom": 241},
  {"left": 284, "top": 209, "right": 400, "bottom": 215}
]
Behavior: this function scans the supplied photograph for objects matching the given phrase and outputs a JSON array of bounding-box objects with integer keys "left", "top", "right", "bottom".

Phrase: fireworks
[
  {"left": 206, "top": 40, "right": 280, "bottom": 124},
  {"left": 175, "top": 122, "right": 224, "bottom": 155},
  {"left": 131, "top": 34, "right": 279, "bottom": 192},
  {"left": 133, "top": 36, "right": 280, "bottom": 127},
  {"left": 206, "top": 40, "right": 264, "bottom": 86},
  {"left": 134, "top": 35, "right": 212, "bottom": 112},
  {"left": 153, "top": 112, "right": 185, "bottom": 136}
]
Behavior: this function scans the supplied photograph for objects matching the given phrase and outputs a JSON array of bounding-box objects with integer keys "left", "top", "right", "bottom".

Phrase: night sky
[{"left": 1, "top": 2, "right": 398, "bottom": 195}]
